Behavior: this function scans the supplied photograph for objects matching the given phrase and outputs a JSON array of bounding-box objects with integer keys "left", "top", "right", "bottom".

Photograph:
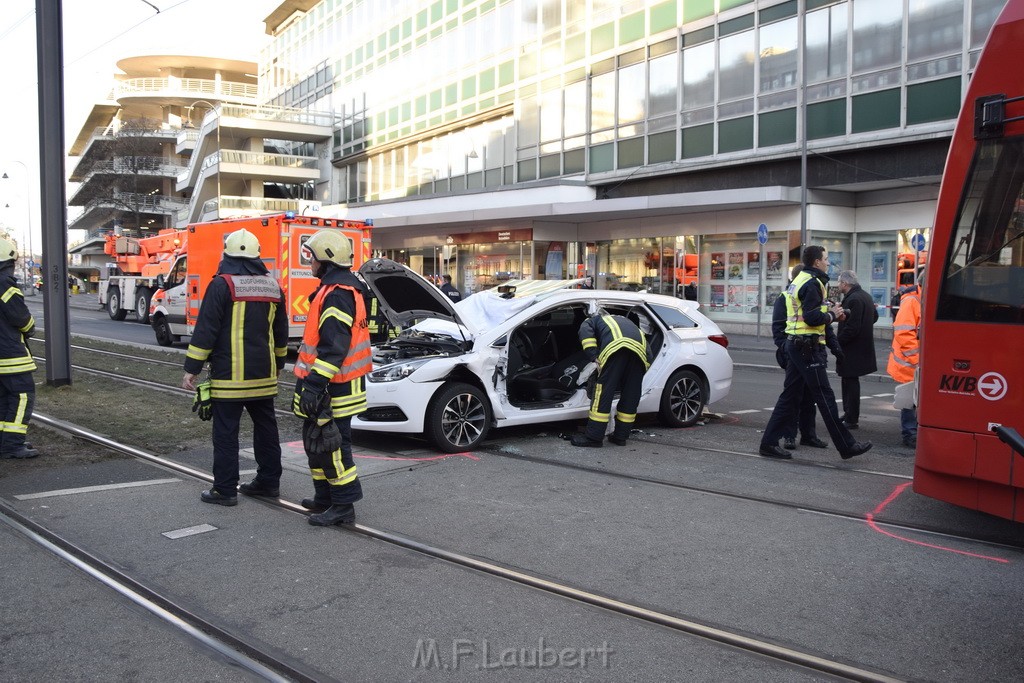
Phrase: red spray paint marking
[
  {"left": 866, "top": 482, "right": 1009, "bottom": 564},
  {"left": 355, "top": 452, "right": 480, "bottom": 462}
]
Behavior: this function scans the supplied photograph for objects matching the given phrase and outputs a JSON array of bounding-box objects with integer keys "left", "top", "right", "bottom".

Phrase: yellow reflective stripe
[
  {"left": 231, "top": 301, "right": 245, "bottom": 381},
  {"left": 12, "top": 392, "right": 28, "bottom": 428},
  {"left": 209, "top": 377, "right": 278, "bottom": 399},
  {"left": 581, "top": 337, "right": 597, "bottom": 350},
  {"left": 186, "top": 345, "right": 212, "bottom": 362},
  {"left": 0, "top": 355, "right": 35, "bottom": 373},
  {"left": 603, "top": 315, "right": 622, "bottom": 340},
  {"left": 310, "top": 468, "right": 327, "bottom": 480},
  {"left": 18, "top": 318, "right": 34, "bottom": 333},
  {"left": 327, "top": 461, "right": 358, "bottom": 486},
  {"left": 274, "top": 346, "right": 288, "bottom": 358},
  {"left": 589, "top": 384, "right": 608, "bottom": 422},
  {"left": 616, "top": 412, "right": 636, "bottom": 423},
  {"left": 1, "top": 286, "right": 21, "bottom": 302},
  {"left": 266, "top": 304, "right": 276, "bottom": 377},
  {"left": 1, "top": 421, "right": 28, "bottom": 434},
  {"left": 320, "top": 306, "right": 353, "bottom": 328},
  {"left": 312, "top": 358, "right": 340, "bottom": 378}
]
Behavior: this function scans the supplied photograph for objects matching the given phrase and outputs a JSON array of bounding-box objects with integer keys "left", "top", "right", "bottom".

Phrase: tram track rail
[
  {"left": 21, "top": 411, "right": 904, "bottom": 683},
  {"left": 37, "top": 345, "right": 1024, "bottom": 552}
]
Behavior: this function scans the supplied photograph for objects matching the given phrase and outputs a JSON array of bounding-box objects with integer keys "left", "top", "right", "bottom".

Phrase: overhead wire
[{"left": 66, "top": 0, "right": 193, "bottom": 68}]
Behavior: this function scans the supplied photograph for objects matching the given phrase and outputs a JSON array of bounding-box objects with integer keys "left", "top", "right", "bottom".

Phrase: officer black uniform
[
  {"left": 0, "top": 238, "right": 38, "bottom": 459},
  {"left": 440, "top": 274, "right": 462, "bottom": 303},
  {"left": 571, "top": 313, "right": 648, "bottom": 447},
  {"left": 760, "top": 246, "right": 871, "bottom": 460},
  {"left": 182, "top": 229, "right": 288, "bottom": 505}
]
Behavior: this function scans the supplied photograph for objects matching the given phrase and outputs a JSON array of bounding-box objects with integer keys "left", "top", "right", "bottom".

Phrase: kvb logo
[{"left": 938, "top": 371, "right": 1008, "bottom": 400}]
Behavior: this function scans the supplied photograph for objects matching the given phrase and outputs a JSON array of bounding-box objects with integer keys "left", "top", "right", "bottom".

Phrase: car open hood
[{"left": 359, "top": 257, "right": 470, "bottom": 331}]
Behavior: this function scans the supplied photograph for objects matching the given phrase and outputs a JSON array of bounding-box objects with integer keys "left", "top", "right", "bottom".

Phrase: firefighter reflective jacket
[
  {"left": 578, "top": 314, "right": 649, "bottom": 370},
  {"left": 184, "top": 258, "right": 288, "bottom": 400},
  {"left": 0, "top": 265, "right": 36, "bottom": 375},
  {"left": 887, "top": 285, "right": 921, "bottom": 384},
  {"left": 785, "top": 267, "right": 831, "bottom": 342},
  {"left": 293, "top": 267, "right": 372, "bottom": 418}
]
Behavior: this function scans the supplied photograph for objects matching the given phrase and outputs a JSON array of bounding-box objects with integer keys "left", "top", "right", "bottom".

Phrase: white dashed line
[
  {"left": 15, "top": 478, "right": 180, "bottom": 500},
  {"left": 731, "top": 409, "right": 763, "bottom": 414},
  {"left": 163, "top": 524, "right": 218, "bottom": 539}
]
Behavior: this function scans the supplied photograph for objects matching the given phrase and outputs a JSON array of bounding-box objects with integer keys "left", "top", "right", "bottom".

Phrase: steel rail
[
  {"left": 0, "top": 498, "right": 334, "bottom": 683},
  {"left": 29, "top": 411, "right": 904, "bottom": 683}
]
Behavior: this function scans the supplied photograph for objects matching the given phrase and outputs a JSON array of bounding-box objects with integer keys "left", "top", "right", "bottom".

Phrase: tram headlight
[{"left": 367, "top": 358, "right": 431, "bottom": 382}]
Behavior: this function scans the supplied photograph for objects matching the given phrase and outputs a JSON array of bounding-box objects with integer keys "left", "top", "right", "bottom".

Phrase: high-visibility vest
[
  {"left": 294, "top": 284, "right": 371, "bottom": 383},
  {"left": 887, "top": 288, "right": 921, "bottom": 384},
  {"left": 784, "top": 271, "right": 827, "bottom": 343}
]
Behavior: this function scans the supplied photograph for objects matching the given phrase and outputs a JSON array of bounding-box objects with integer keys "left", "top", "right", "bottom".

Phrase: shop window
[
  {"left": 719, "top": 116, "right": 753, "bottom": 153},
  {"left": 589, "top": 142, "right": 614, "bottom": 173},
  {"left": 907, "top": 77, "right": 961, "bottom": 125},
  {"left": 852, "top": 88, "right": 900, "bottom": 133},
  {"left": 593, "top": 22, "right": 615, "bottom": 54},
  {"left": 759, "top": 108, "right": 796, "bottom": 147},
  {"left": 648, "top": 130, "right": 676, "bottom": 164},
  {"left": 681, "top": 124, "right": 713, "bottom": 159},
  {"left": 650, "top": 1, "right": 677, "bottom": 34},
  {"left": 619, "top": 11, "right": 645, "bottom": 45},
  {"left": 807, "top": 98, "right": 846, "bottom": 140}
]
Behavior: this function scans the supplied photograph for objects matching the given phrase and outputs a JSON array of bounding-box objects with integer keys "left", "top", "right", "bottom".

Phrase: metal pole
[
  {"left": 799, "top": 0, "right": 808, "bottom": 252},
  {"left": 1, "top": 163, "right": 35, "bottom": 295},
  {"left": 36, "top": 0, "right": 72, "bottom": 386}
]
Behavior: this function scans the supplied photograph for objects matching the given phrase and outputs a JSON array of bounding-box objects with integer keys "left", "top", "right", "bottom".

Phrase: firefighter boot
[
  {"left": 308, "top": 504, "right": 355, "bottom": 526},
  {"left": 301, "top": 480, "right": 331, "bottom": 513}
]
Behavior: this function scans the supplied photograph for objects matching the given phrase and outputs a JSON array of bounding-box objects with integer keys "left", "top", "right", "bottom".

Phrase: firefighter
[
  {"left": 0, "top": 237, "right": 38, "bottom": 459},
  {"left": 293, "top": 229, "right": 371, "bottom": 525},
  {"left": 182, "top": 228, "right": 288, "bottom": 506},
  {"left": 571, "top": 311, "right": 649, "bottom": 447}
]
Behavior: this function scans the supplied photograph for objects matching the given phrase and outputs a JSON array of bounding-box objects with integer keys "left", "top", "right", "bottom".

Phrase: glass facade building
[{"left": 260, "top": 0, "right": 1007, "bottom": 330}]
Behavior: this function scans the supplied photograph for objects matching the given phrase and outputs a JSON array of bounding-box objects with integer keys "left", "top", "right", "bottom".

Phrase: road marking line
[
  {"left": 873, "top": 393, "right": 894, "bottom": 397},
  {"left": 730, "top": 409, "right": 762, "bottom": 414},
  {"left": 14, "top": 478, "right": 180, "bottom": 500},
  {"left": 162, "top": 524, "right": 217, "bottom": 539}
]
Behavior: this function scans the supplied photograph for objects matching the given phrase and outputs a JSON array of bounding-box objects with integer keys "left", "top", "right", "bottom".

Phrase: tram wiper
[
  {"left": 965, "top": 228, "right": 1024, "bottom": 267},
  {"left": 992, "top": 424, "right": 1024, "bottom": 458}
]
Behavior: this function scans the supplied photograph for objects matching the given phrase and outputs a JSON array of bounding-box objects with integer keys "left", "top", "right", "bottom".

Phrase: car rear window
[{"left": 649, "top": 303, "right": 698, "bottom": 329}]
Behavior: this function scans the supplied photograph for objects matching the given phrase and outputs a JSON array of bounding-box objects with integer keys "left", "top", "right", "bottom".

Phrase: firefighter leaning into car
[
  {"left": 759, "top": 245, "right": 871, "bottom": 461},
  {"left": 570, "top": 312, "right": 649, "bottom": 448},
  {"left": 292, "top": 229, "right": 371, "bottom": 526},
  {"left": 0, "top": 237, "right": 38, "bottom": 460},
  {"left": 182, "top": 228, "right": 288, "bottom": 507}
]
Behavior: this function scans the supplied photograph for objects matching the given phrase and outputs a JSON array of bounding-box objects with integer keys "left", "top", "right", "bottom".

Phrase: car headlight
[{"left": 367, "top": 357, "right": 432, "bottom": 383}]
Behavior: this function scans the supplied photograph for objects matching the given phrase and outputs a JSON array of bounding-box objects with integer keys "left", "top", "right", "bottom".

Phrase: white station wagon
[{"left": 355, "top": 258, "right": 733, "bottom": 452}]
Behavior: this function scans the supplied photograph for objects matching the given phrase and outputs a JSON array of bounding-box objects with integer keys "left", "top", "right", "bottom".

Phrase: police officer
[
  {"left": 439, "top": 274, "right": 462, "bottom": 303},
  {"left": 293, "top": 229, "right": 371, "bottom": 526},
  {"left": 182, "top": 228, "right": 288, "bottom": 506},
  {"left": 0, "top": 237, "right": 38, "bottom": 460},
  {"left": 760, "top": 246, "right": 872, "bottom": 460},
  {"left": 571, "top": 311, "right": 648, "bottom": 447}
]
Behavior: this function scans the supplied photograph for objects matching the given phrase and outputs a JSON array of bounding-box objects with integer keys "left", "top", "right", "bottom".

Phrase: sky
[{"left": 0, "top": 0, "right": 281, "bottom": 254}]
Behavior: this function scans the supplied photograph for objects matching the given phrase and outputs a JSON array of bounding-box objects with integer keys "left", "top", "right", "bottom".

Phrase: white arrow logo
[{"left": 978, "top": 372, "right": 1008, "bottom": 401}]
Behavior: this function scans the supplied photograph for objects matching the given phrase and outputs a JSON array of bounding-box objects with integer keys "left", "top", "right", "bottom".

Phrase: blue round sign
[
  {"left": 757, "top": 223, "right": 769, "bottom": 245},
  {"left": 911, "top": 233, "right": 926, "bottom": 251}
]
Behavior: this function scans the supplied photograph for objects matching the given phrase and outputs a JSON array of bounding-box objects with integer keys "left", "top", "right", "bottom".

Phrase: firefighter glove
[
  {"left": 192, "top": 381, "right": 212, "bottom": 421},
  {"left": 295, "top": 383, "right": 326, "bottom": 418},
  {"left": 318, "top": 419, "right": 343, "bottom": 454}
]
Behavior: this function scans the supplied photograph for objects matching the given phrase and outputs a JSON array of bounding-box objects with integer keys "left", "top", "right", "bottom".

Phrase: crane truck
[
  {"left": 148, "top": 213, "right": 373, "bottom": 346},
  {"left": 99, "top": 229, "right": 186, "bottom": 324}
]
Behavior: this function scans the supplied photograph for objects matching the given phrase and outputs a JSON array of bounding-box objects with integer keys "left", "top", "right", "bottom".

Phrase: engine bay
[{"left": 372, "top": 330, "right": 469, "bottom": 364}]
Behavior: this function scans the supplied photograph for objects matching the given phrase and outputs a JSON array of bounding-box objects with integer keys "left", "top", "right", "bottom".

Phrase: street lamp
[
  {"left": 186, "top": 100, "right": 221, "bottom": 216},
  {"left": 1, "top": 163, "right": 35, "bottom": 296}
]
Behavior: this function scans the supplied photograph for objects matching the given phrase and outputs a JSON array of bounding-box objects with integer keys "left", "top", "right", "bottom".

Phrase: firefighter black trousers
[
  {"left": 211, "top": 398, "right": 282, "bottom": 496},
  {"left": 583, "top": 350, "right": 645, "bottom": 442},
  {"left": 0, "top": 372, "right": 34, "bottom": 455},
  {"left": 305, "top": 415, "right": 363, "bottom": 505}
]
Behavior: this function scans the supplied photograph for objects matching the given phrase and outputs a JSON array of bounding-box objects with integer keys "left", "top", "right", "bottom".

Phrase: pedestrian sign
[{"left": 757, "top": 223, "right": 768, "bottom": 245}]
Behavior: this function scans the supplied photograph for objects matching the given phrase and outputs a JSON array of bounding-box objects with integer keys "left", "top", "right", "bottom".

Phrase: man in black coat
[{"left": 835, "top": 270, "right": 878, "bottom": 429}]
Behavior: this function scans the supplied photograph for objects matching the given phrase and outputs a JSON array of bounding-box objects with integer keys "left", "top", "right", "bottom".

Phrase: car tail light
[{"left": 708, "top": 334, "right": 729, "bottom": 349}]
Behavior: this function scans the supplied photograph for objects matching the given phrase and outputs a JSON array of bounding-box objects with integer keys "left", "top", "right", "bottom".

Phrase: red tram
[{"left": 915, "top": 0, "right": 1024, "bottom": 520}]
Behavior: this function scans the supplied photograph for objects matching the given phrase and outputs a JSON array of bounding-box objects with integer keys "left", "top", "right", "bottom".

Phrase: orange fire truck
[
  {"left": 148, "top": 213, "right": 373, "bottom": 346},
  {"left": 99, "top": 229, "right": 187, "bottom": 324}
]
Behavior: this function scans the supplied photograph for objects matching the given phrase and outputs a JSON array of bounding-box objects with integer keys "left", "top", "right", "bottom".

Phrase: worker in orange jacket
[{"left": 887, "top": 283, "right": 921, "bottom": 448}]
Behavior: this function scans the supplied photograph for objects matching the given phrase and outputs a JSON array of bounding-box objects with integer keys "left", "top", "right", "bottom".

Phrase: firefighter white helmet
[
  {"left": 0, "top": 237, "right": 16, "bottom": 264},
  {"left": 223, "top": 228, "right": 261, "bottom": 258},
  {"left": 303, "top": 229, "right": 353, "bottom": 267}
]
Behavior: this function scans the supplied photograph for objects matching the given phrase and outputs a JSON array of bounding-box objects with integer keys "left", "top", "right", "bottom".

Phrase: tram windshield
[{"left": 937, "top": 137, "right": 1024, "bottom": 324}]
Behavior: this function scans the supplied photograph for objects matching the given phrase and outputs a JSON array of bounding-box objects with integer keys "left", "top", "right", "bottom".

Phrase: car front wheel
[
  {"left": 425, "top": 382, "right": 491, "bottom": 452},
  {"left": 658, "top": 369, "right": 706, "bottom": 428}
]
